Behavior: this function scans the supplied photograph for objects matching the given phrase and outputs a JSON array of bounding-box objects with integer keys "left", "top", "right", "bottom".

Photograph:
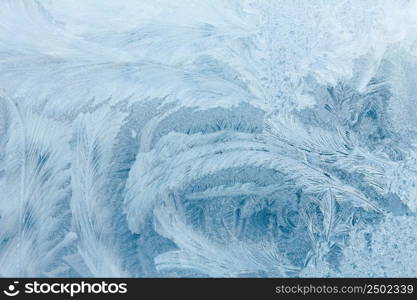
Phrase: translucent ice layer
[{"left": 1, "top": 0, "right": 417, "bottom": 277}]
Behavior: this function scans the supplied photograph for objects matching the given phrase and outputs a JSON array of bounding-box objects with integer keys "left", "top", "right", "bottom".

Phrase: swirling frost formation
[{"left": 1, "top": 0, "right": 417, "bottom": 277}]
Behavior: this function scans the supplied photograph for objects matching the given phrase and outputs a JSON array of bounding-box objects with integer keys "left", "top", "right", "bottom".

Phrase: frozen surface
[{"left": 1, "top": 0, "right": 417, "bottom": 277}]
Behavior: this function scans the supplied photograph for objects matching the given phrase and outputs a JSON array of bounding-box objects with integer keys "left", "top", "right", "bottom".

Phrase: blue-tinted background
[{"left": 1, "top": 0, "right": 417, "bottom": 277}]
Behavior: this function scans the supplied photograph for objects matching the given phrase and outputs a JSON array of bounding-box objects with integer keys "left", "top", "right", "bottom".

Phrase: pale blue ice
[{"left": 1, "top": 0, "right": 417, "bottom": 277}]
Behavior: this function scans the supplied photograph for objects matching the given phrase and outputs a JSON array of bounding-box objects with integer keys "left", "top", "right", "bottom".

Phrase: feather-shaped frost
[
  {"left": 0, "top": 94, "right": 74, "bottom": 277},
  {"left": 70, "top": 107, "right": 134, "bottom": 277},
  {"left": 1, "top": 0, "right": 417, "bottom": 278}
]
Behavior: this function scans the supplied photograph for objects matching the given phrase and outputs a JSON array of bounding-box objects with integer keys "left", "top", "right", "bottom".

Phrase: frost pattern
[{"left": 1, "top": 0, "right": 417, "bottom": 277}]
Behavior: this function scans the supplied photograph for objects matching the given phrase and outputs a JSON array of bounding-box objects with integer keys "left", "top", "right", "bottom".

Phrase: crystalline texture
[{"left": 1, "top": 0, "right": 417, "bottom": 277}]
